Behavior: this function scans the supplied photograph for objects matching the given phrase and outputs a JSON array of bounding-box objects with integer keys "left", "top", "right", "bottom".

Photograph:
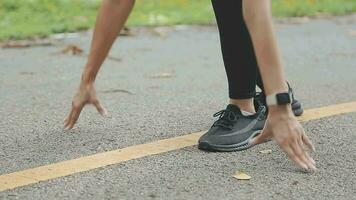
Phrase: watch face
[{"left": 276, "top": 93, "right": 291, "bottom": 104}]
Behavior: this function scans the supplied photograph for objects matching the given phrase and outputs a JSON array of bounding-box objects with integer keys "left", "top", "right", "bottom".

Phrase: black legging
[{"left": 212, "top": 0, "right": 264, "bottom": 99}]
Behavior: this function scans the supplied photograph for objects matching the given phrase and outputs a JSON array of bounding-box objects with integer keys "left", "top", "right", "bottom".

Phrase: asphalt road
[{"left": 1, "top": 15, "right": 356, "bottom": 199}]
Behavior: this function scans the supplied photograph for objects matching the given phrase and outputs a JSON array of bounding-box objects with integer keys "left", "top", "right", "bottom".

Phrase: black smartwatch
[{"left": 266, "top": 92, "right": 291, "bottom": 106}]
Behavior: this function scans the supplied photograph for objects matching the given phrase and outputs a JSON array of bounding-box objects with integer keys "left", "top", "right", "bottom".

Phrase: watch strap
[
  {"left": 266, "top": 93, "right": 278, "bottom": 106},
  {"left": 266, "top": 92, "right": 291, "bottom": 106}
]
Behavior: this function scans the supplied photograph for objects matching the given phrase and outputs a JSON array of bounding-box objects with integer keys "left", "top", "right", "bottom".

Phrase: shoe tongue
[{"left": 226, "top": 104, "right": 242, "bottom": 115}]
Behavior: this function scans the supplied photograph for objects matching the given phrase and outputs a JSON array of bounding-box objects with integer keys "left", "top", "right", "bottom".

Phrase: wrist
[
  {"left": 268, "top": 104, "right": 293, "bottom": 116},
  {"left": 265, "top": 82, "right": 292, "bottom": 107},
  {"left": 81, "top": 67, "right": 96, "bottom": 85},
  {"left": 80, "top": 74, "right": 95, "bottom": 88},
  {"left": 264, "top": 81, "right": 289, "bottom": 96},
  {"left": 81, "top": 77, "right": 95, "bottom": 86}
]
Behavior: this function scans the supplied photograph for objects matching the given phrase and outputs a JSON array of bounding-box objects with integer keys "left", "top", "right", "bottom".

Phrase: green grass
[
  {"left": 272, "top": 0, "right": 356, "bottom": 16},
  {"left": 1, "top": 0, "right": 356, "bottom": 41}
]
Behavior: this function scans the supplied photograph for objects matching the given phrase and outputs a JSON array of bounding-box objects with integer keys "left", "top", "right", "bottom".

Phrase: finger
[
  {"left": 290, "top": 141, "right": 311, "bottom": 170},
  {"left": 67, "top": 106, "right": 83, "bottom": 130},
  {"left": 291, "top": 140, "right": 316, "bottom": 171},
  {"left": 282, "top": 145, "right": 308, "bottom": 170},
  {"left": 250, "top": 129, "right": 270, "bottom": 145},
  {"left": 297, "top": 137, "right": 316, "bottom": 166},
  {"left": 66, "top": 103, "right": 82, "bottom": 130},
  {"left": 92, "top": 100, "right": 107, "bottom": 116},
  {"left": 64, "top": 114, "right": 71, "bottom": 125},
  {"left": 64, "top": 109, "right": 74, "bottom": 129},
  {"left": 301, "top": 132, "right": 315, "bottom": 152},
  {"left": 295, "top": 126, "right": 316, "bottom": 169},
  {"left": 305, "top": 151, "right": 316, "bottom": 166},
  {"left": 64, "top": 117, "right": 70, "bottom": 129},
  {"left": 303, "top": 150, "right": 316, "bottom": 169}
]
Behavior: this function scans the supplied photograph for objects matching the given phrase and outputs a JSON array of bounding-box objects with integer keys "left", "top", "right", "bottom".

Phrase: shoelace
[
  {"left": 211, "top": 109, "right": 239, "bottom": 130},
  {"left": 255, "top": 92, "right": 265, "bottom": 101}
]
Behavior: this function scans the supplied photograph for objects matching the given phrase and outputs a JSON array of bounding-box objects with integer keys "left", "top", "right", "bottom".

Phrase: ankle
[{"left": 230, "top": 98, "right": 256, "bottom": 113}]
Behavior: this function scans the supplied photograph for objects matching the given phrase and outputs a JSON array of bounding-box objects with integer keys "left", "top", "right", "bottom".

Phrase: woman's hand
[
  {"left": 64, "top": 83, "right": 107, "bottom": 130},
  {"left": 63, "top": 0, "right": 134, "bottom": 129},
  {"left": 250, "top": 105, "right": 316, "bottom": 171}
]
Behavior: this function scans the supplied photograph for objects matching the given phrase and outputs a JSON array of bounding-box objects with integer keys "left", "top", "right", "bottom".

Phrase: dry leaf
[
  {"left": 259, "top": 149, "right": 272, "bottom": 154},
  {"left": 60, "top": 44, "right": 83, "bottom": 55},
  {"left": 120, "top": 27, "right": 133, "bottom": 36},
  {"left": 149, "top": 72, "right": 175, "bottom": 79},
  {"left": 349, "top": 30, "right": 356, "bottom": 37},
  {"left": 233, "top": 171, "right": 251, "bottom": 180}
]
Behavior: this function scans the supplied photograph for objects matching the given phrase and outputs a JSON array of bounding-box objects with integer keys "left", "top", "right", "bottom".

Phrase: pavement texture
[{"left": 1, "top": 15, "right": 356, "bottom": 199}]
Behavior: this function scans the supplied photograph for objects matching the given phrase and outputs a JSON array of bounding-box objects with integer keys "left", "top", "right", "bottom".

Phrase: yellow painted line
[
  {"left": 1, "top": 101, "right": 356, "bottom": 192},
  {"left": 298, "top": 101, "right": 356, "bottom": 122},
  {"left": 0, "top": 131, "right": 204, "bottom": 192}
]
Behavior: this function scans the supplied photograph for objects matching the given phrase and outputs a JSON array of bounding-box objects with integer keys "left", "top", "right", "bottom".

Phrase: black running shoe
[
  {"left": 198, "top": 104, "right": 267, "bottom": 152},
  {"left": 254, "top": 82, "right": 303, "bottom": 116}
]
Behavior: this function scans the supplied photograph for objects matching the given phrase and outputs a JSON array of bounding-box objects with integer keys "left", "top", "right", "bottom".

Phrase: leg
[
  {"left": 198, "top": 0, "right": 267, "bottom": 152},
  {"left": 211, "top": 0, "right": 303, "bottom": 116},
  {"left": 211, "top": 0, "right": 264, "bottom": 113},
  {"left": 198, "top": 0, "right": 303, "bottom": 152}
]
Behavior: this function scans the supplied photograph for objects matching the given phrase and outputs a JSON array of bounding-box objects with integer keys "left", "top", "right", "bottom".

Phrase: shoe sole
[{"left": 198, "top": 130, "right": 263, "bottom": 152}]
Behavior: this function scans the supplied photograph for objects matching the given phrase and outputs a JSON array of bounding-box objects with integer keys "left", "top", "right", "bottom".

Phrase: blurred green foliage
[
  {"left": 0, "top": 0, "right": 99, "bottom": 41},
  {"left": 0, "top": 0, "right": 355, "bottom": 41},
  {"left": 273, "top": 0, "right": 356, "bottom": 16}
]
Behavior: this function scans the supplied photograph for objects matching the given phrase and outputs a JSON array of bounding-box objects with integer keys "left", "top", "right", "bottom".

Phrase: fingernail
[
  {"left": 302, "top": 163, "right": 308, "bottom": 170},
  {"left": 310, "top": 144, "right": 316, "bottom": 152},
  {"left": 309, "top": 164, "right": 317, "bottom": 172},
  {"left": 311, "top": 158, "right": 316, "bottom": 165},
  {"left": 312, "top": 165, "right": 317, "bottom": 171}
]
